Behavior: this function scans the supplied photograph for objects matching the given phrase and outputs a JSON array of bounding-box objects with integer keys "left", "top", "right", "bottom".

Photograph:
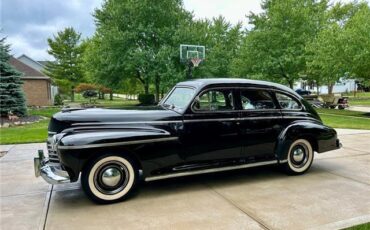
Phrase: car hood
[{"left": 49, "top": 106, "right": 181, "bottom": 133}]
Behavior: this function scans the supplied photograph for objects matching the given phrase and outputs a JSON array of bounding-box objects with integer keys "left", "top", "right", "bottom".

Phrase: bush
[
  {"left": 138, "top": 94, "right": 155, "bottom": 105},
  {"left": 53, "top": 94, "right": 63, "bottom": 106},
  {"left": 82, "top": 90, "right": 98, "bottom": 99}
]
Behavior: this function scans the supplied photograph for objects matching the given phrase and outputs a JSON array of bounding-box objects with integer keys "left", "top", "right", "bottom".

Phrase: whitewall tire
[
  {"left": 284, "top": 139, "right": 314, "bottom": 175},
  {"left": 81, "top": 154, "right": 137, "bottom": 203}
]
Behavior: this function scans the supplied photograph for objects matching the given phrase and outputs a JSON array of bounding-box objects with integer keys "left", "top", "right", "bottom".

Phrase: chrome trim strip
[
  {"left": 57, "top": 137, "right": 179, "bottom": 150},
  {"left": 68, "top": 116, "right": 318, "bottom": 127},
  {"left": 145, "top": 160, "right": 278, "bottom": 182},
  {"left": 279, "top": 159, "right": 288, "bottom": 163},
  {"left": 71, "top": 120, "right": 181, "bottom": 126}
]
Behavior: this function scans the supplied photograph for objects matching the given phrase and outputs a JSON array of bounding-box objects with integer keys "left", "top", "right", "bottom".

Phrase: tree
[
  {"left": 0, "top": 38, "right": 27, "bottom": 117},
  {"left": 44, "top": 27, "right": 85, "bottom": 102},
  {"left": 85, "top": 0, "right": 191, "bottom": 102},
  {"left": 343, "top": 3, "right": 370, "bottom": 81},
  {"left": 233, "top": 0, "right": 328, "bottom": 88},
  {"left": 305, "top": 1, "right": 369, "bottom": 94}
]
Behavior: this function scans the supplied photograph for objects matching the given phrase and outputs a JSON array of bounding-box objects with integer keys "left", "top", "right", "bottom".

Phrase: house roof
[
  {"left": 18, "top": 54, "right": 46, "bottom": 69},
  {"left": 9, "top": 56, "right": 50, "bottom": 80},
  {"left": 37, "top": 61, "right": 52, "bottom": 66}
]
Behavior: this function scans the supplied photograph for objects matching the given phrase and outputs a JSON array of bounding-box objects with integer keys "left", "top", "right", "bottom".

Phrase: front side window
[
  {"left": 276, "top": 93, "right": 301, "bottom": 110},
  {"left": 193, "top": 89, "right": 234, "bottom": 111},
  {"left": 240, "top": 89, "right": 275, "bottom": 110},
  {"left": 163, "top": 87, "right": 195, "bottom": 111}
]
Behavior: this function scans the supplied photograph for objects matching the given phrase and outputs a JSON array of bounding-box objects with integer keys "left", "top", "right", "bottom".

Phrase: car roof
[{"left": 176, "top": 78, "right": 300, "bottom": 97}]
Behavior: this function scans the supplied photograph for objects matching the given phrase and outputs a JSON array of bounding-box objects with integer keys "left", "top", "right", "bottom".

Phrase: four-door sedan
[{"left": 34, "top": 78, "right": 341, "bottom": 203}]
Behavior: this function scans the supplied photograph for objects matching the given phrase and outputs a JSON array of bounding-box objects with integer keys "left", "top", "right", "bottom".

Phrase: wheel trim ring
[
  {"left": 287, "top": 139, "right": 313, "bottom": 173},
  {"left": 93, "top": 162, "right": 129, "bottom": 195},
  {"left": 88, "top": 156, "right": 135, "bottom": 201}
]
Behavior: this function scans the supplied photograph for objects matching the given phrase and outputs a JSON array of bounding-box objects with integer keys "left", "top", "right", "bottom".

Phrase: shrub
[
  {"left": 75, "top": 83, "right": 97, "bottom": 93},
  {"left": 138, "top": 94, "right": 155, "bottom": 105},
  {"left": 53, "top": 94, "right": 63, "bottom": 106}
]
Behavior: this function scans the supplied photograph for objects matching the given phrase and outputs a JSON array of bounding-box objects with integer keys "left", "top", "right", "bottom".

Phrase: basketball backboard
[{"left": 180, "top": 44, "right": 205, "bottom": 63}]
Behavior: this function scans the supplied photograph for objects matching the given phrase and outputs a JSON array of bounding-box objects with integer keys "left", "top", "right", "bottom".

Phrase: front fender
[
  {"left": 56, "top": 127, "right": 179, "bottom": 182},
  {"left": 275, "top": 121, "right": 338, "bottom": 161}
]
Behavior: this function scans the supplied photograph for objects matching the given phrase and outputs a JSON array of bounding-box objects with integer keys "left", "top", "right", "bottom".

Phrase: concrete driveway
[{"left": 1, "top": 129, "right": 370, "bottom": 230}]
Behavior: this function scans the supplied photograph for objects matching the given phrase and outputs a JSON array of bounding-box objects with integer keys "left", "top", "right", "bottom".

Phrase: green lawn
[
  {"left": 0, "top": 100, "right": 140, "bottom": 145},
  {"left": 343, "top": 92, "right": 370, "bottom": 106},
  {"left": 317, "top": 108, "right": 370, "bottom": 130},
  {"left": 344, "top": 222, "right": 370, "bottom": 230},
  {"left": 0, "top": 120, "right": 49, "bottom": 144}
]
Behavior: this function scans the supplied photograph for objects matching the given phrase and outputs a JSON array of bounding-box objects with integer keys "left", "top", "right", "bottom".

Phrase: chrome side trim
[
  {"left": 279, "top": 159, "right": 288, "bottom": 163},
  {"left": 145, "top": 160, "right": 278, "bottom": 182},
  {"left": 57, "top": 137, "right": 179, "bottom": 150},
  {"left": 68, "top": 116, "right": 318, "bottom": 127},
  {"left": 71, "top": 120, "right": 182, "bottom": 126}
]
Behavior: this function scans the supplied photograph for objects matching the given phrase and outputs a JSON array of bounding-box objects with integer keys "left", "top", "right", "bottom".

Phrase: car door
[
  {"left": 181, "top": 87, "right": 242, "bottom": 167},
  {"left": 238, "top": 88, "right": 283, "bottom": 160}
]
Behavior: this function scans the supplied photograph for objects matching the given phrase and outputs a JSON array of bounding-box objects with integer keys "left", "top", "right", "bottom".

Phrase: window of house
[
  {"left": 193, "top": 89, "right": 234, "bottom": 111},
  {"left": 275, "top": 93, "right": 301, "bottom": 110},
  {"left": 240, "top": 89, "right": 275, "bottom": 110}
]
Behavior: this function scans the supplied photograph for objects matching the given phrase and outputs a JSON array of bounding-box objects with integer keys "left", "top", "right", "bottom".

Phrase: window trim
[
  {"left": 238, "top": 88, "right": 277, "bottom": 111},
  {"left": 191, "top": 87, "right": 237, "bottom": 113},
  {"left": 274, "top": 91, "right": 303, "bottom": 111},
  {"left": 187, "top": 86, "right": 305, "bottom": 114},
  {"left": 160, "top": 86, "right": 196, "bottom": 113}
]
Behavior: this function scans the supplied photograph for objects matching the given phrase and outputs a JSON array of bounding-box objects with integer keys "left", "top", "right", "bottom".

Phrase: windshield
[{"left": 162, "top": 87, "right": 195, "bottom": 111}]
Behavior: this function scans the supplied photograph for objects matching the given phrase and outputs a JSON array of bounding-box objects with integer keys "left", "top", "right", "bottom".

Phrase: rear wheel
[
  {"left": 81, "top": 154, "right": 138, "bottom": 204},
  {"left": 283, "top": 139, "right": 314, "bottom": 175}
]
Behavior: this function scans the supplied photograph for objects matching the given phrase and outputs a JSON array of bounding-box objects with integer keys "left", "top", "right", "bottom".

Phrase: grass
[
  {"left": 342, "top": 92, "right": 370, "bottom": 106},
  {"left": 0, "top": 99, "right": 140, "bottom": 145},
  {"left": 0, "top": 120, "right": 49, "bottom": 144},
  {"left": 344, "top": 222, "right": 370, "bottom": 230},
  {"left": 316, "top": 108, "right": 370, "bottom": 130}
]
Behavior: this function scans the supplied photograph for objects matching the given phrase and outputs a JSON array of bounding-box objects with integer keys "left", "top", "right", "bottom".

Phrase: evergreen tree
[{"left": 0, "top": 38, "right": 27, "bottom": 117}]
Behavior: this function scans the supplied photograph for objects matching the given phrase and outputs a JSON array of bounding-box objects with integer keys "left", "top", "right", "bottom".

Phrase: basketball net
[{"left": 191, "top": 58, "right": 202, "bottom": 67}]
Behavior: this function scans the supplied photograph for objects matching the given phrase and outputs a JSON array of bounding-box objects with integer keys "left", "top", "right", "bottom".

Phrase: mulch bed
[{"left": 0, "top": 115, "right": 46, "bottom": 128}]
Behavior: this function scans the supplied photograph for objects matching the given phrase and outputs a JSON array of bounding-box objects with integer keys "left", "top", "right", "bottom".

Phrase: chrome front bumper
[{"left": 34, "top": 150, "right": 70, "bottom": 184}]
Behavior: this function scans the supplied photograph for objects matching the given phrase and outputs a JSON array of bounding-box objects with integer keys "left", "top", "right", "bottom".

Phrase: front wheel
[
  {"left": 283, "top": 139, "right": 314, "bottom": 175},
  {"left": 81, "top": 154, "right": 138, "bottom": 204}
]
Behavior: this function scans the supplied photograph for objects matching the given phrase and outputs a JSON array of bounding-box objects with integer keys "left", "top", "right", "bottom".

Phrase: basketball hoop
[{"left": 191, "top": 58, "right": 202, "bottom": 67}]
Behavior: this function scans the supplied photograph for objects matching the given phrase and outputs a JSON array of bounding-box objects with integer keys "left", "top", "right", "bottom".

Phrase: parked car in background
[
  {"left": 295, "top": 88, "right": 311, "bottom": 96},
  {"left": 34, "top": 79, "right": 341, "bottom": 203}
]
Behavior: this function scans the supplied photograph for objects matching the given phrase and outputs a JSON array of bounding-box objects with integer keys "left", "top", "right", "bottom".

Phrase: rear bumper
[{"left": 34, "top": 150, "right": 70, "bottom": 184}]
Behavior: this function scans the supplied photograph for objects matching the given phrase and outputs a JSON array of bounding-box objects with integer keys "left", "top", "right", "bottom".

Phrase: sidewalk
[{"left": 1, "top": 130, "right": 370, "bottom": 230}]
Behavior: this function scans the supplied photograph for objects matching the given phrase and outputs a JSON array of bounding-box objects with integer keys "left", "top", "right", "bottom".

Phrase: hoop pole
[{"left": 186, "top": 60, "right": 193, "bottom": 79}]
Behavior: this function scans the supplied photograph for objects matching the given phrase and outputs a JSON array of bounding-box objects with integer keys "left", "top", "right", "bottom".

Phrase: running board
[{"left": 145, "top": 160, "right": 278, "bottom": 182}]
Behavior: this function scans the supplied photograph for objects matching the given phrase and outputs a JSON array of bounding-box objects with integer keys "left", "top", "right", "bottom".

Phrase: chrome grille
[{"left": 47, "top": 132, "right": 60, "bottom": 163}]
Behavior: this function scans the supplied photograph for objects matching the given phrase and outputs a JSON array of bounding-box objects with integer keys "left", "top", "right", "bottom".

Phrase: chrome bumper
[{"left": 34, "top": 150, "right": 70, "bottom": 184}]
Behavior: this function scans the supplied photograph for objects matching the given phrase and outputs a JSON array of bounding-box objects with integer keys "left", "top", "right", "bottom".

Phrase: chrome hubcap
[
  {"left": 101, "top": 168, "right": 122, "bottom": 187},
  {"left": 94, "top": 161, "right": 129, "bottom": 195},
  {"left": 293, "top": 148, "right": 305, "bottom": 162}
]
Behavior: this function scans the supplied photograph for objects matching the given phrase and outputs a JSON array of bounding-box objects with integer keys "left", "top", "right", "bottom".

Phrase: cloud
[
  {"left": 183, "top": 0, "right": 262, "bottom": 27},
  {"left": 1, "top": 0, "right": 102, "bottom": 60},
  {"left": 2, "top": 0, "right": 367, "bottom": 60}
]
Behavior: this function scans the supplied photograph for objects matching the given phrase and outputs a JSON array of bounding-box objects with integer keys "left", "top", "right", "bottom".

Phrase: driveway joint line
[
  {"left": 204, "top": 183, "right": 271, "bottom": 230},
  {"left": 316, "top": 152, "right": 370, "bottom": 161},
  {"left": 322, "top": 170, "right": 370, "bottom": 187},
  {"left": 42, "top": 185, "right": 53, "bottom": 230}
]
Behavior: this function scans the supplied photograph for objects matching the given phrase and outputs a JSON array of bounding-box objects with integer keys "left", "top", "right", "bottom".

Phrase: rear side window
[
  {"left": 240, "top": 89, "right": 275, "bottom": 110},
  {"left": 193, "top": 89, "right": 234, "bottom": 111},
  {"left": 276, "top": 93, "right": 301, "bottom": 110}
]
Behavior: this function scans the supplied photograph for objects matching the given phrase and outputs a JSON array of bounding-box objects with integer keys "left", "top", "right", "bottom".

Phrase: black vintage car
[{"left": 34, "top": 79, "right": 341, "bottom": 203}]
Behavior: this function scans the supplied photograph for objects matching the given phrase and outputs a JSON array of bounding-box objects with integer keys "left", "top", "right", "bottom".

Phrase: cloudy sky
[{"left": 1, "top": 0, "right": 358, "bottom": 61}]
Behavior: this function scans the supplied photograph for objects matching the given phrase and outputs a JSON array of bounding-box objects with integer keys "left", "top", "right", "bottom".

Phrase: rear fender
[{"left": 275, "top": 121, "right": 336, "bottom": 161}]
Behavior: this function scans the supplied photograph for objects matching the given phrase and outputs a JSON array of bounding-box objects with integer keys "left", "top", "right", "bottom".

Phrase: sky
[{"left": 0, "top": 0, "right": 360, "bottom": 61}]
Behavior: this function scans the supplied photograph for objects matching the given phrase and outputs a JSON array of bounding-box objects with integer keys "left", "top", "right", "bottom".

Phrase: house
[
  {"left": 9, "top": 56, "right": 52, "bottom": 106},
  {"left": 17, "top": 54, "right": 58, "bottom": 102},
  {"left": 294, "top": 78, "right": 357, "bottom": 94}
]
